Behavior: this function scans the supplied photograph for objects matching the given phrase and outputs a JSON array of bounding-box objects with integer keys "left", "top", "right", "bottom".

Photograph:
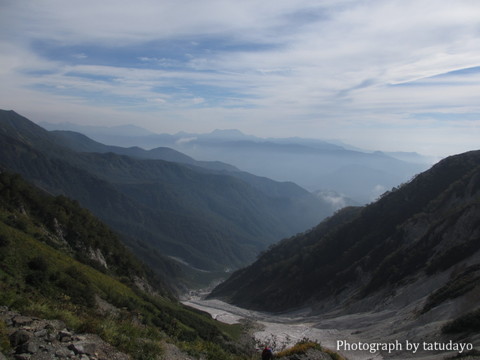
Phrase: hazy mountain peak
[{"left": 206, "top": 129, "right": 253, "bottom": 139}]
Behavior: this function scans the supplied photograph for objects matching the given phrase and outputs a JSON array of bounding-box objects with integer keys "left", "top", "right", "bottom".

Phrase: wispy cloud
[{"left": 1, "top": 0, "right": 480, "bottom": 156}]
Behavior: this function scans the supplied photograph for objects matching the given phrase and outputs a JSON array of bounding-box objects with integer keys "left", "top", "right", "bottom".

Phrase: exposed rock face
[
  {"left": 0, "top": 307, "right": 130, "bottom": 360},
  {"left": 210, "top": 151, "right": 480, "bottom": 314},
  {"left": 0, "top": 306, "right": 199, "bottom": 360},
  {"left": 87, "top": 248, "right": 108, "bottom": 269}
]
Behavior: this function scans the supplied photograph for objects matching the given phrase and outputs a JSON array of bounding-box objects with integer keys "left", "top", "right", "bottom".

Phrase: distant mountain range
[
  {"left": 40, "top": 121, "right": 433, "bottom": 204},
  {"left": 0, "top": 110, "right": 333, "bottom": 288},
  {"left": 209, "top": 150, "right": 480, "bottom": 353}
]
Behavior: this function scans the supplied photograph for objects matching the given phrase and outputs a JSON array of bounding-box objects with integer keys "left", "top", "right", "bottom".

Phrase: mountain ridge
[
  {"left": 0, "top": 109, "right": 332, "bottom": 287},
  {"left": 209, "top": 150, "right": 480, "bottom": 311},
  {"left": 39, "top": 120, "right": 432, "bottom": 162},
  {"left": 49, "top": 129, "right": 240, "bottom": 172},
  {"left": 39, "top": 120, "right": 431, "bottom": 203}
]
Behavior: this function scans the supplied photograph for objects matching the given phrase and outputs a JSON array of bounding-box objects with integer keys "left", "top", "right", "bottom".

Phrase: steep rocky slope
[
  {"left": 211, "top": 150, "right": 480, "bottom": 310},
  {"left": 1, "top": 306, "right": 130, "bottom": 360},
  {"left": 210, "top": 151, "right": 480, "bottom": 357}
]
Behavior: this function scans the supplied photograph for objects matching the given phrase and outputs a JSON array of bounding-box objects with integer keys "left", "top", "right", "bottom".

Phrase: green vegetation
[
  {"left": 275, "top": 340, "right": 321, "bottom": 357},
  {"left": 442, "top": 308, "right": 480, "bottom": 334},
  {"left": 275, "top": 338, "right": 344, "bottom": 360},
  {"left": 0, "top": 109, "right": 330, "bottom": 288},
  {"left": 0, "top": 171, "right": 253, "bottom": 359},
  {"left": 426, "top": 234, "right": 480, "bottom": 275},
  {"left": 445, "top": 349, "right": 480, "bottom": 359},
  {"left": 0, "top": 318, "right": 10, "bottom": 354},
  {"left": 422, "top": 265, "right": 480, "bottom": 313}
]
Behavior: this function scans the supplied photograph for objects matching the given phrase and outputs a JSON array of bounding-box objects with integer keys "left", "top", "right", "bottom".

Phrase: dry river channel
[{"left": 182, "top": 292, "right": 384, "bottom": 360}]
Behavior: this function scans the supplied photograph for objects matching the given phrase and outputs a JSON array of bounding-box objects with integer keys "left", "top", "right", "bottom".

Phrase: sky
[{"left": 1, "top": 0, "right": 480, "bottom": 157}]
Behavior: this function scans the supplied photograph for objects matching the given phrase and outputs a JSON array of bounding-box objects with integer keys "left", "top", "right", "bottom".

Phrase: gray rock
[
  {"left": 57, "top": 330, "right": 73, "bottom": 342},
  {"left": 1, "top": 308, "right": 129, "bottom": 360},
  {"left": 14, "top": 354, "right": 31, "bottom": 360},
  {"left": 55, "top": 348, "right": 73, "bottom": 358},
  {"left": 69, "top": 343, "right": 86, "bottom": 355},
  {"left": 33, "top": 329, "right": 48, "bottom": 338},
  {"left": 19, "top": 339, "right": 40, "bottom": 354},
  {"left": 38, "top": 344, "right": 53, "bottom": 352},
  {"left": 30, "top": 352, "right": 58, "bottom": 360},
  {"left": 79, "top": 342, "right": 97, "bottom": 355},
  {"left": 55, "top": 348, "right": 74, "bottom": 358},
  {"left": 45, "top": 331, "right": 56, "bottom": 342},
  {"left": 68, "top": 342, "right": 97, "bottom": 355},
  {"left": 12, "top": 316, "right": 34, "bottom": 326},
  {"left": 10, "top": 330, "right": 32, "bottom": 347},
  {"left": 3, "top": 317, "right": 13, "bottom": 326},
  {"left": 45, "top": 320, "right": 66, "bottom": 331}
]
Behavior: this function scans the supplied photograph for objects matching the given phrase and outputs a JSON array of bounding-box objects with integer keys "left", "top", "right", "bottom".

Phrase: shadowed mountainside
[
  {"left": 0, "top": 171, "right": 256, "bottom": 360},
  {"left": 210, "top": 151, "right": 480, "bottom": 337},
  {"left": 0, "top": 110, "right": 332, "bottom": 287}
]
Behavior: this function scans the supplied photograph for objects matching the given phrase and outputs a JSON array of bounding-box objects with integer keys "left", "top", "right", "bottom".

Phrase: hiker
[{"left": 262, "top": 345, "right": 274, "bottom": 360}]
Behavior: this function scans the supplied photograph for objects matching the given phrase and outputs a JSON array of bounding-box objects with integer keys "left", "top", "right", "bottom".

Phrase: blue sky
[{"left": 1, "top": 0, "right": 480, "bottom": 157}]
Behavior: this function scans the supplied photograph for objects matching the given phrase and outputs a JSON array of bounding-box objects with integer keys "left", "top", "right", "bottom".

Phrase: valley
[
  {"left": 207, "top": 150, "right": 480, "bottom": 359},
  {"left": 184, "top": 292, "right": 477, "bottom": 360},
  {"left": 1, "top": 109, "right": 479, "bottom": 359}
]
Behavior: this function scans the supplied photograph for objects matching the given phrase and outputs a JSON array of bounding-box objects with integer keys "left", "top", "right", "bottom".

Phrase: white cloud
[
  {"left": 193, "top": 97, "right": 205, "bottom": 105},
  {"left": 72, "top": 53, "right": 87, "bottom": 59},
  {"left": 176, "top": 137, "right": 197, "bottom": 145},
  {"left": 1, "top": 0, "right": 480, "bottom": 157}
]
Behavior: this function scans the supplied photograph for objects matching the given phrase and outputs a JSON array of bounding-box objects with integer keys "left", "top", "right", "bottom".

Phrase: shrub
[
  {"left": 422, "top": 269, "right": 479, "bottom": 314},
  {"left": 275, "top": 338, "right": 322, "bottom": 358},
  {"left": 274, "top": 338, "right": 346, "bottom": 360},
  {"left": 55, "top": 266, "right": 95, "bottom": 307},
  {"left": 443, "top": 308, "right": 480, "bottom": 334},
  {"left": 25, "top": 256, "right": 50, "bottom": 287},
  {"left": 0, "top": 319, "right": 11, "bottom": 353},
  {"left": 94, "top": 318, "right": 164, "bottom": 360},
  {"left": 0, "top": 234, "right": 9, "bottom": 247},
  {"left": 28, "top": 256, "right": 49, "bottom": 271},
  {"left": 25, "top": 271, "right": 47, "bottom": 286}
]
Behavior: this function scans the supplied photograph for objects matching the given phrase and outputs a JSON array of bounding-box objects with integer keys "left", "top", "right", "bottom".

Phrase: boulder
[
  {"left": 12, "top": 316, "right": 34, "bottom": 327},
  {"left": 10, "top": 329, "right": 32, "bottom": 347}
]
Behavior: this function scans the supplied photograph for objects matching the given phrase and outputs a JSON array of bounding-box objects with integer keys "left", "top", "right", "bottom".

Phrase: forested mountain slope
[
  {"left": 0, "top": 171, "right": 252, "bottom": 360},
  {"left": 0, "top": 110, "right": 331, "bottom": 286}
]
